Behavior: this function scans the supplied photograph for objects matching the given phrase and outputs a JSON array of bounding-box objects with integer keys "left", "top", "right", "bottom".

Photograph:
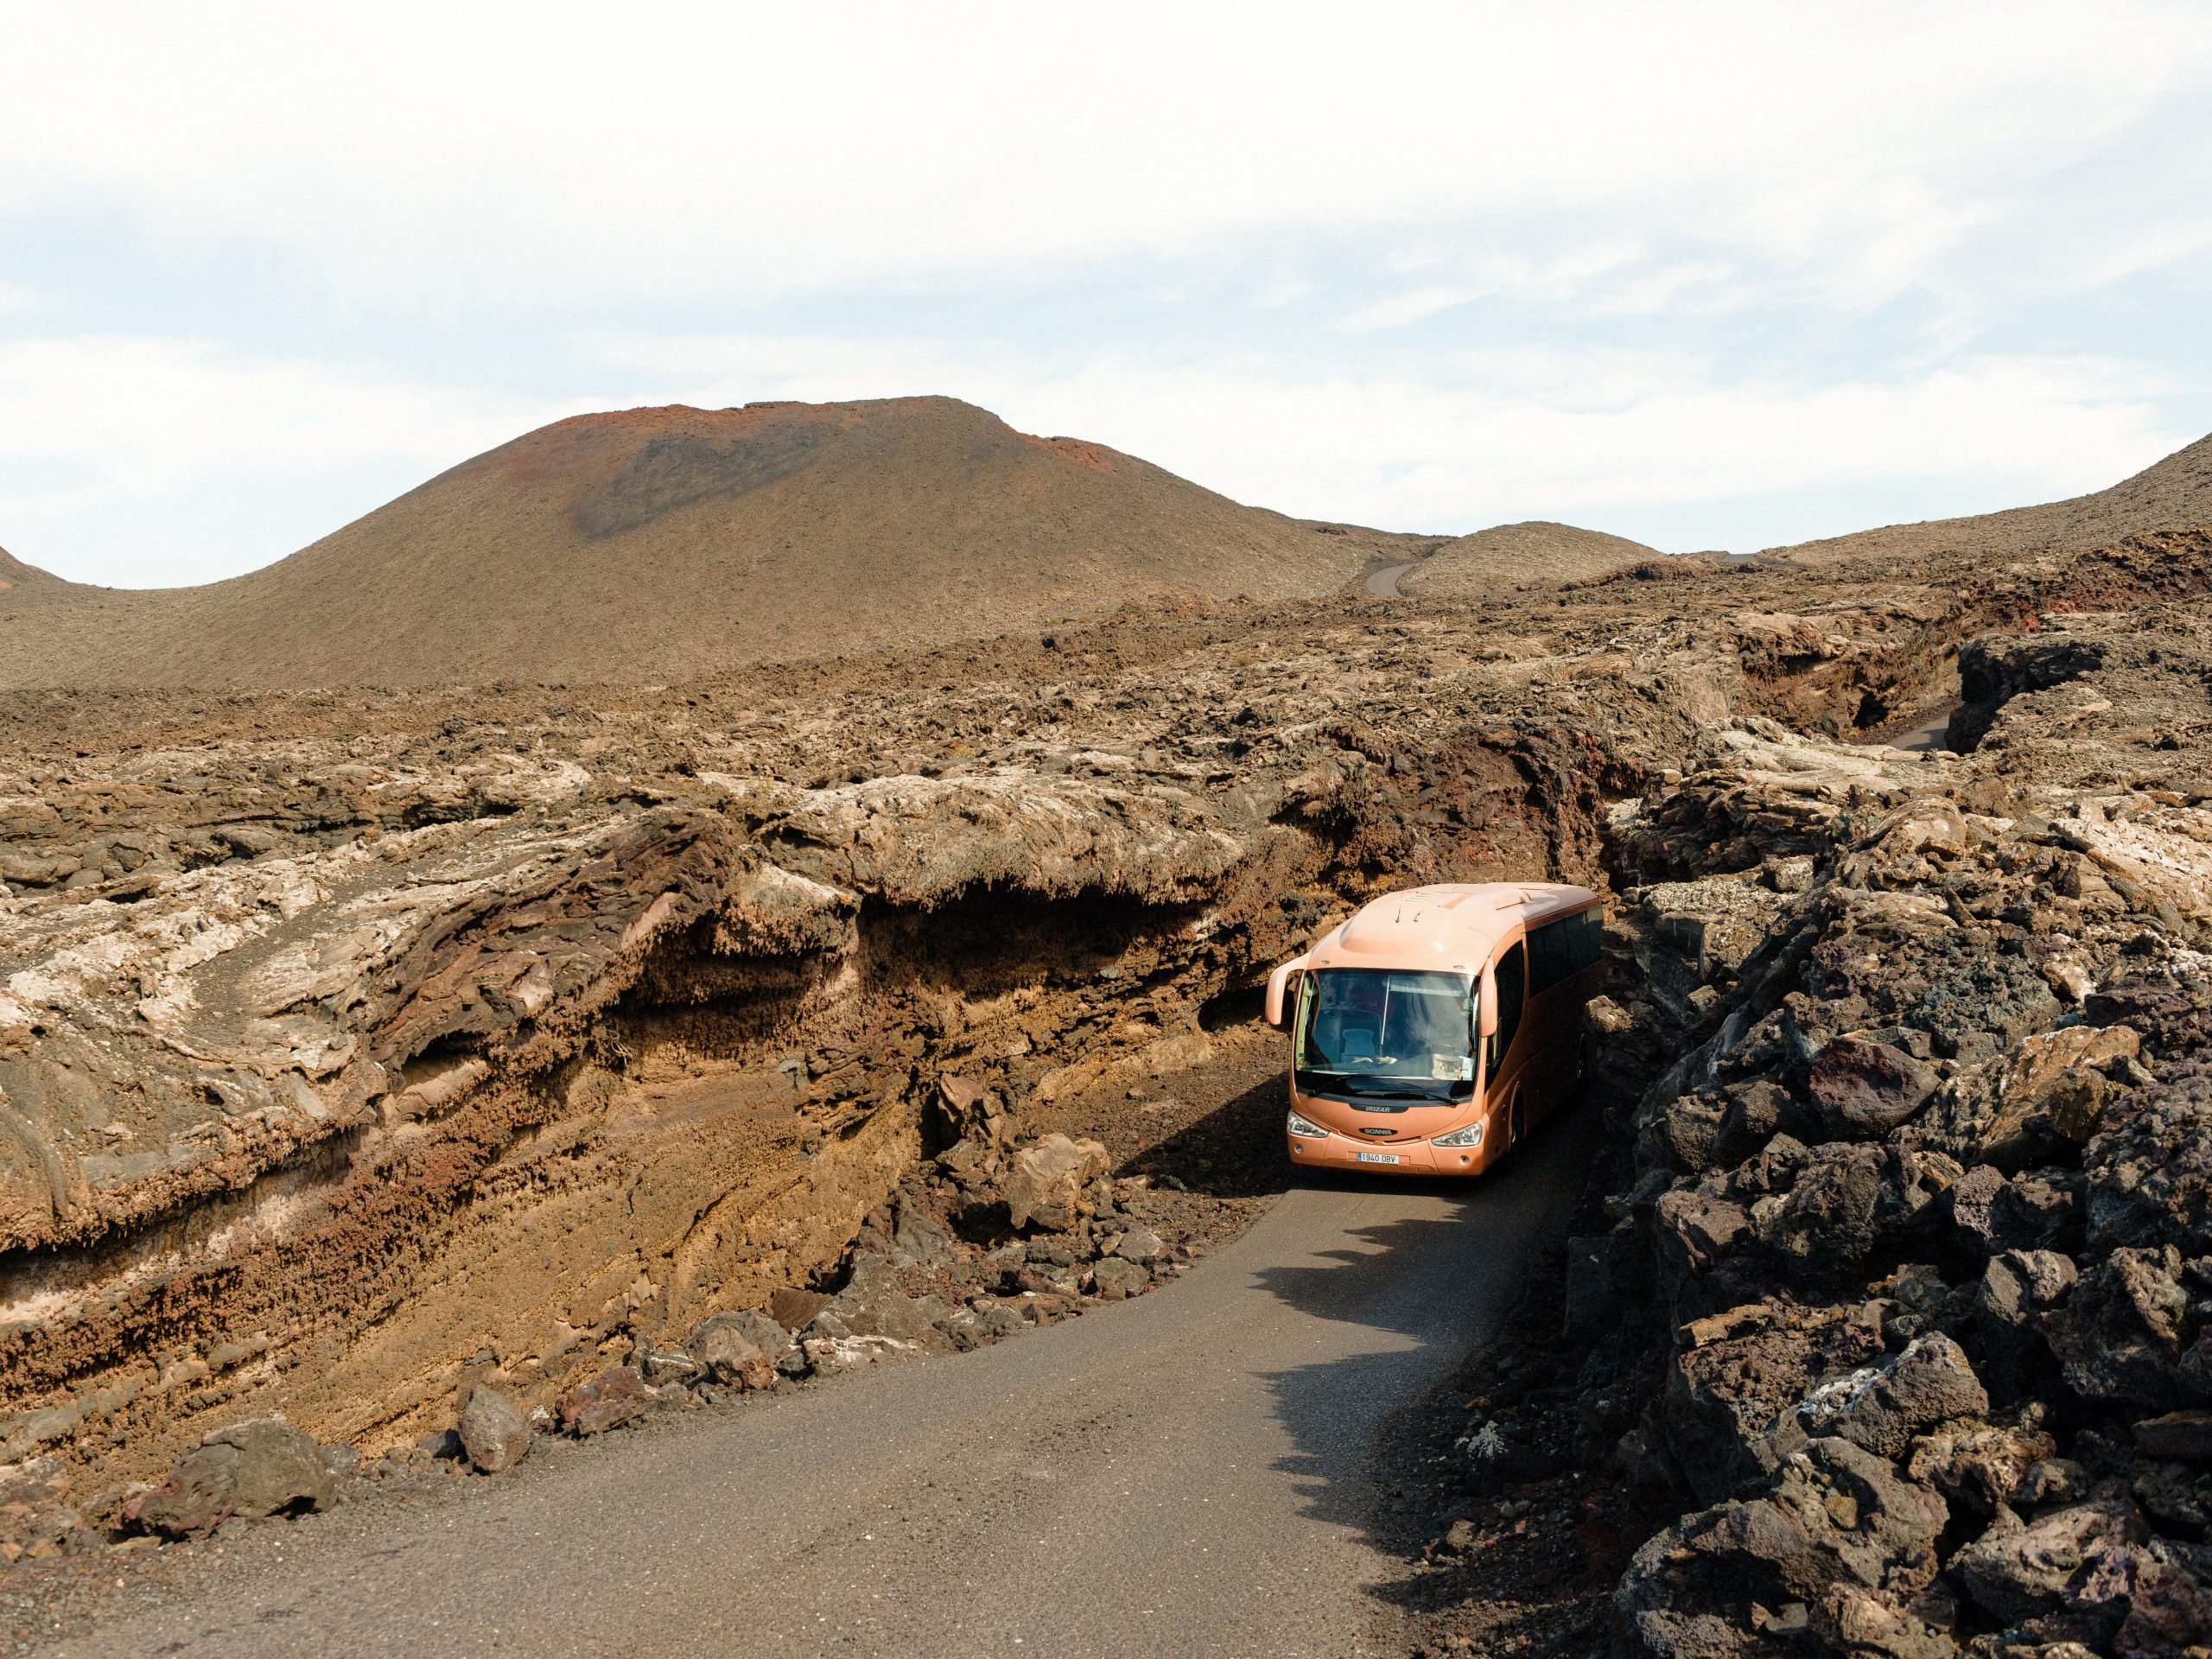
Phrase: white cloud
[
  {"left": 2, "top": 2, "right": 2205, "bottom": 311},
  {"left": 0, "top": 337, "right": 580, "bottom": 584},
  {"left": 0, "top": 338, "right": 563, "bottom": 492},
  {"left": 2075, "top": 219, "right": 2212, "bottom": 287},
  {"left": 1344, "top": 287, "right": 1473, "bottom": 333}
]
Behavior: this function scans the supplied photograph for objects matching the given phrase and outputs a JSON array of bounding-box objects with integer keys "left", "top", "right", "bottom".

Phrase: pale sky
[{"left": 4, "top": 2, "right": 2211, "bottom": 587}]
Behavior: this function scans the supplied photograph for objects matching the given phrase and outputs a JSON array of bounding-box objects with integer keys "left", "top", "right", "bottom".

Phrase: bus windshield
[{"left": 1293, "top": 969, "right": 1477, "bottom": 1103}]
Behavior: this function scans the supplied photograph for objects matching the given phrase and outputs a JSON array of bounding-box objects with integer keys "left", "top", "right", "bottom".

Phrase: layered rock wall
[{"left": 0, "top": 659, "right": 1647, "bottom": 1490}]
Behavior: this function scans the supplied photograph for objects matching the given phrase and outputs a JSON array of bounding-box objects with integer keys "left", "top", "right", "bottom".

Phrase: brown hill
[
  {"left": 0, "top": 397, "right": 1415, "bottom": 690},
  {"left": 1399, "top": 520, "right": 1662, "bottom": 597},
  {"left": 1766, "top": 429, "right": 2212, "bottom": 564},
  {"left": 0, "top": 547, "right": 65, "bottom": 592}
]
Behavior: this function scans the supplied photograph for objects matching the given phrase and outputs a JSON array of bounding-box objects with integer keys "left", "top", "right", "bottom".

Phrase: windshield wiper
[{"left": 1327, "top": 1079, "right": 1440, "bottom": 1101}]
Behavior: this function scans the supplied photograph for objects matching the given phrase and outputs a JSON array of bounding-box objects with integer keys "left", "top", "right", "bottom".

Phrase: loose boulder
[
  {"left": 1978, "top": 1026, "right": 2139, "bottom": 1166},
  {"left": 1090, "top": 1256, "right": 1149, "bottom": 1299},
  {"left": 769, "top": 1287, "right": 830, "bottom": 1331},
  {"left": 1947, "top": 1164, "right": 2082, "bottom": 1257},
  {"left": 1661, "top": 1322, "right": 1821, "bottom": 1503},
  {"left": 1904, "top": 1416, "right": 2057, "bottom": 1516},
  {"left": 819, "top": 1255, "right": 938, "bottom": 1344},
  {"left": 1802, "top": 1333, "right": 1988, "bottom": 1461},
  {"left": 2045, "top": 1246, "right": 2192, "bottom": 1410},
  {"left": 1952, "top": 1493, "right": 2145, "bottom": 1629},
  {"left": 2086, "top": 1077, "right": 2212, "bottom": 1255},
  {"left": 1772, "top": 1143, "right": 1885, "bottom": 1277},
  {"left": 1616, "top": 1438, "right": 1948, "bottom": 1657},
  {"left": 458, "top": 1383, "right": 532, "bottom": 1473},
  {"left": 2134, "top": 1409, "right": 2212, "bottom": 1463},
  {"left": 555, "top": 1365, "right": 652, "bottom": 1436},
  {"left": 2116, "top": 1543, "right": 2212, "bottom": 1658},
  {"left": 124, "top": 1418, "right": 332, "bottom": 1538},
  {"left": 1654, "top": 1185, "right": 1753, "bottom": 1294},
  {"left": 934, "top": 1073, "right": 1012, "bottom": 1151},
  {"left": 892, "top": 1202, "right": 958, "bottom": 1267},
  {"left": 1000, "top": 1135, "right": 1110, "bottom": 1231},
  {"left": 1974, "top": 1247, "right": 2077, "bottom": 1338},
  {"left": 691, "top": 1313, "right": 779, "bottom": 1389}
]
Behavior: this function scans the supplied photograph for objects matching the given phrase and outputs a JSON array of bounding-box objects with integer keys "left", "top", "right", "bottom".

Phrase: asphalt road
[
  {"left": 56, "top": 1111, "right": 1595, "bottom": 1659},
  {"left": 1895, "top": 705, "right": 1961, "bottom": 753},
  {"left": 1363, "top": 562, "right": 1416, "bottom": 598}
]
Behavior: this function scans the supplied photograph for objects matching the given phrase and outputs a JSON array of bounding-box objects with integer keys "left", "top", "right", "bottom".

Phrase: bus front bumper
[{"left": 1285, "top": 1127, "right": 1484, "bottom": 1177}]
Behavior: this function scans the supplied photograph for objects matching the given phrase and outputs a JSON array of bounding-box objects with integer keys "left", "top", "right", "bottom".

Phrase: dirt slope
[
  {"left": 0, "top": 549, "right": 60, "bottom": 593},
  {"left": 1766, "top": 428, "right": 2212, "bottom": 564},
  {"left": 0, "top": 398, "right": 1412, "bottom": 690},
  {"left": 1400, "top": 520, "right": 1661, "bottom": 596}
]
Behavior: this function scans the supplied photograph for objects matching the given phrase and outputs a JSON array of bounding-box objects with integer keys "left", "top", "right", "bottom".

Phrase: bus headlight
[
  {"left": 1287, "top": 1109, "right": 1329, "bottom": 1139},
  {"left": 1433, "top": 1121, "right": 1484, "bottom": 1148}
]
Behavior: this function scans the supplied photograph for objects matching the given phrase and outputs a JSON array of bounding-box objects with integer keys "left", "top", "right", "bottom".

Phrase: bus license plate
[{"left": 1356, "top": 1151, "right": 1402, "bottom": 1165}]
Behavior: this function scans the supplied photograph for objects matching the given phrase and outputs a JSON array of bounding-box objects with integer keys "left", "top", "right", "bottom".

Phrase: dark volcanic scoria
[{"left": 1382, "top": 533, "right": 2212, "bottom": 1659}]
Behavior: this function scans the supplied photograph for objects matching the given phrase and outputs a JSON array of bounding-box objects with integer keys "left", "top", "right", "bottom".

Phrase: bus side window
[
  {"left": 1528, "top": 918, "right": 1561, "bottom": 995},
  {"left": 1572, "top": 908, "right": 1603, "bottom": 973},
  {"left": 1529, "top": 909, "right": 1601, "bottom": 995},
  {"left": 1486, "top": 940, "right": 1526, "bottom": 1071}
]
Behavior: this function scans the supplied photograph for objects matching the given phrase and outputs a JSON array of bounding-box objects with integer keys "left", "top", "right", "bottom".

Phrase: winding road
[
  {"left": 1364, "top": 562, "right": 1417, "bottom": 598},
  {"left": 56, "top": 1111, "right": 1595, "bottom": 1659}
]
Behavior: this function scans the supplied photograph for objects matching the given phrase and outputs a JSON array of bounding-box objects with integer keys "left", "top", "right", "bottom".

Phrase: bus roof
[{"left": 1305, "top": 882, "right": 1598, "bottom": 975}]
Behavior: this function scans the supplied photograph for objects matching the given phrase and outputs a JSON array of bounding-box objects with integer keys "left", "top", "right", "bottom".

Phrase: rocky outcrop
[
  {"left": 1459, "top": 576, "right": 2212, "bottom": 1659},
  {"left": 0, "top": 719, "right": 1363, "bottom": 1490},
  {"left": 5, "top": 507, "right": 2212, "bottom": 1632}
]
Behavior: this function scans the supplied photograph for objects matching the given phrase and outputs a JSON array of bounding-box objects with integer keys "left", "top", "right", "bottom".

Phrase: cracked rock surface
[
  {"left": 1381, "top": 531, "right": 2212, "bottom": 1657},
  {"left": 4, "top": 523, "right": 2212, "bottom": 1659}
]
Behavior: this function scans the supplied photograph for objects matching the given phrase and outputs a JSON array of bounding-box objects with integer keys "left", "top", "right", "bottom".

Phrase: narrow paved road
[
  {"left": 1896, "top": 705, "right": 1961, "bottom": 753},
  {"left": 59, "top": 1111, "right": 1595, "bottom": 1659},
  {"left": 1364, "top": 562, "right": 1416, "bottom": 598}
]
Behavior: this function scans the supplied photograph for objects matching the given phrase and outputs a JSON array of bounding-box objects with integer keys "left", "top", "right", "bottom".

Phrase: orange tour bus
[{"left": 1263, "top": 883, "right": 1603, "bottom": 1175}]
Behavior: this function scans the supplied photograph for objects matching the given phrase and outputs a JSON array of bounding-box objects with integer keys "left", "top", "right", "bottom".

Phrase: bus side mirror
[
  {"left": 1265, "top": 958, "right": 1307, "bottom": 1029},
  {"left": 1478, "top": 964, "right": 1498, "bottom": 1038}
]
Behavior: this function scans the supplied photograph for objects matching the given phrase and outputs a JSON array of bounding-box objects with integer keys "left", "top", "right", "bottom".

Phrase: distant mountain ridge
[
  {"left": 1763, "top": 431, "right": 2212, "bottom": 564},
  {"left": 6, "top": 409, "right": 2210, "bottom": 690},
  {"left": 0, "top": 397, "right": 1418, "bottom": 690}
]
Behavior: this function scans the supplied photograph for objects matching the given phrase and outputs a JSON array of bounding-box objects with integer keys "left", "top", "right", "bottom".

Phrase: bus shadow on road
[
  {"left": 1248, "top": 1103, "right": 1602, "bottom": 1611},
  {"left": 1120, "top": 1068, "right": 1297, "bottom": 1198}
]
